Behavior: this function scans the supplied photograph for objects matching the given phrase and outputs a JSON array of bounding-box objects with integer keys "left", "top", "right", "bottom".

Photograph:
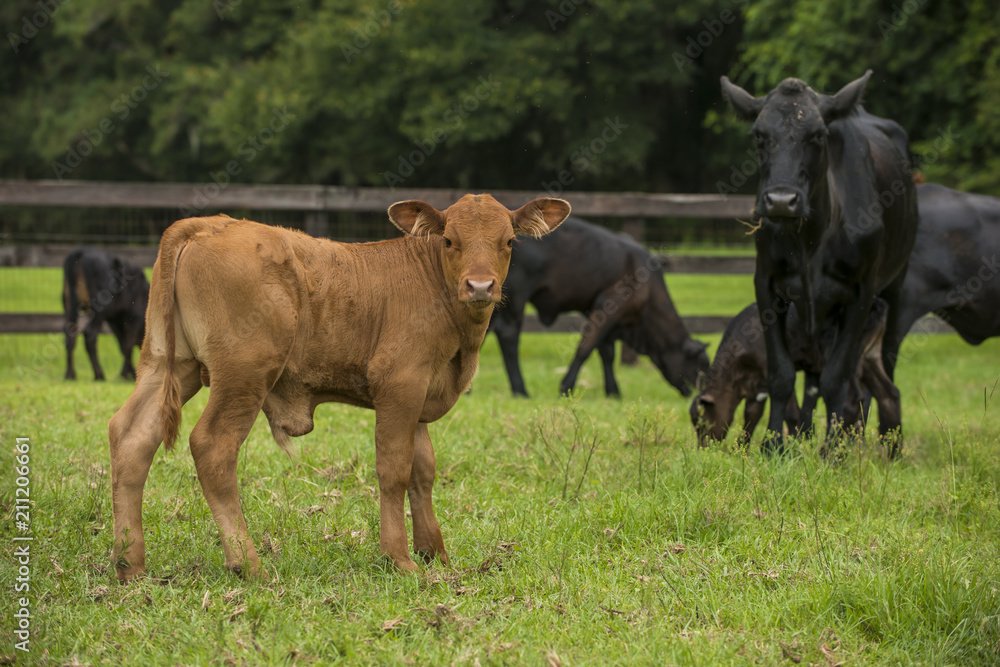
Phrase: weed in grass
[
  {"left": 625, "top": 401, "right": 675, "bottom": 494},
  {"left": 529, "top": 393, "right": 602, "bottom": 502}
]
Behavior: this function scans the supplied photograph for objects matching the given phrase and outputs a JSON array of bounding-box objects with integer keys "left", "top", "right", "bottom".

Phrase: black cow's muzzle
[{"left": 759, "top": 187, "right": 806, "bottom": 219}]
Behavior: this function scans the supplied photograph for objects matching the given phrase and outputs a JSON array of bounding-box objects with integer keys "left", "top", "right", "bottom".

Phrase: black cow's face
[
  {"left": 721, "top": 71, "right": 873, "bottom": 221},
  {"left": 653, "top": 338, "right": 709, "bottom": 397}
]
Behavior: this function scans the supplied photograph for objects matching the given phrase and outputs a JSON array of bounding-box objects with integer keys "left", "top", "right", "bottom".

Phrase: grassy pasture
[{"left": 0, "top": 266, "right": 998, "bottom": 665}]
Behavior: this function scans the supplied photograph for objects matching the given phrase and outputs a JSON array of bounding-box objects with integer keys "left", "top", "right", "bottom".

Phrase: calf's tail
[{"left": 156, "top": 227, "right": 189, "bottom": 451}]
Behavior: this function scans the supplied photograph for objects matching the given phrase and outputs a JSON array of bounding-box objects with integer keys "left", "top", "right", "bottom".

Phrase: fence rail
[{"left": 0, "top": 180, "right": 756, "bottom": 219}]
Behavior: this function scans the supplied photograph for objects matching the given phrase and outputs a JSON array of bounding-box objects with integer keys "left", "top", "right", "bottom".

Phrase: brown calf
[{"left": 109, "top": 194, "right": 570, "bottom": 581}]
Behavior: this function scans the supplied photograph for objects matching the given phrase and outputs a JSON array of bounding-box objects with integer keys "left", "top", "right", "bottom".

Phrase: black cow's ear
[
  {"left": 684, "top": 338, "right": 708, "bottom": 358},
  {"left": 512, "top": 198, "right": 571, "bottom": 237},
  {"left": 721, "top": 76, "right": 764, "bottom": 122},
  {"left": 819, "top": 69, "right": 872, "bottom": 123},
  {"left": 388, "top": 200, "right": 446, "bottom": 236}
]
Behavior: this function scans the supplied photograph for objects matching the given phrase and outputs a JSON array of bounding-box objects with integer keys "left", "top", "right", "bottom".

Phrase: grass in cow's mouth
[{"left": 1, "top": 320, "right": 998, "bottom": 664}]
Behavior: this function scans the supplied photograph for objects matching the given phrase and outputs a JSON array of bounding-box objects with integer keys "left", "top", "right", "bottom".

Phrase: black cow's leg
[
  {"left": 796, "top": 372, "right": 820, "bottom": 438},
  {"left": 742, "top": 398, "right": 766, "bottom": 445},
  {"left": 64, "top": 316, "right": 79, "bottom": 380},
  {"left": 756, "top": 279, "right": 795, "bottom": 454},
  {"left": 597, "top": 339, "right": 621, "bottom": 398},
  {"left": 83, "top": 316, "right": 106, "bottom": 381},
  {"left": 878, "top": 272, "right": 911, "bottom": 382},
  {"left": 784, "top": 392, "right": 802, "bottom": 438},
  {"left": 115, "top": 321, "right": 140, "bottom": 380},
  {"left": 819, "top": 296, "right": 874, "bottom": 457},
  {"left": 560, "top": 308, "right": 619, "bottom": 396},
  {"left": 107, "top": 319, "right": 133, "bottom": 380},
  {"left": 861, "top": 355, "right": 903, "bottom": 458},
  {"left": 493, "top": 302, "right": 528, "bottom": 397}
]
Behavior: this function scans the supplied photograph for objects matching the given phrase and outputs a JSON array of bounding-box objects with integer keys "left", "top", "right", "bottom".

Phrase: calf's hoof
[
  {"left": 226, "top": 559, "right": 264, "bottom": 580},
  {"left": 415, "top": 548, "right": 450, "bottom": 567},
  {"left": 114, "top": 563, "right": 146, "bottom": 584},
  {"left": 384, "top": 554, "right": 419, "bottom": 573}
]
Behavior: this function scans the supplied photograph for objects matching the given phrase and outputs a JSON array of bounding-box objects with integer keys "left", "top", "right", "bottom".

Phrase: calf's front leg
[
  {"left": 373, "top": 399, "right": 422, "bottom": 572},
  {"left": 408, "top": 422, "right": 448, "bottom": 565}
]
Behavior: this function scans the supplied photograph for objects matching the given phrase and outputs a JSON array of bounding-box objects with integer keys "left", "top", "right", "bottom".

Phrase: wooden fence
[
  {"left": 0, "top": 179, "right": 755, "bottom": 218},
  {"left": 0, "top": 181, "right": 951, "bottom": 336}
]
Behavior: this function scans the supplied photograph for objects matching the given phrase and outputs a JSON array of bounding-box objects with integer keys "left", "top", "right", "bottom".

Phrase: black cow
[
  {"left": 63, "top": 247, "right": 149, "bottom": 381},
  {"left": 883, "top": 183, "right": 1000, "bottom": 365},
  {"left": 489, "top": 217, "right": 708, "bottom": 397},
  {"left": 690, "top": 299, "right": 897, "bottom": 447},
  {"left": 721, "top": 71, "right": 918, "bottom": 456}
]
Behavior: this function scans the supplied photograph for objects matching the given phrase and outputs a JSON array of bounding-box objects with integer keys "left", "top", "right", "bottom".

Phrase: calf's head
[
  {"left": 389, "top": 194, "right": 570, "bottom": 315},
  {"left": 689, "top": 383, "right": 734, "bottom": 447},
  {"left": 721, "top": 70, "right": 872, "bottom": 221}
]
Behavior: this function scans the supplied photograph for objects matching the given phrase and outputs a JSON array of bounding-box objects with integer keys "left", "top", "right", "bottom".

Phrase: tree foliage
[{"left": 2, "top": 0, "right": 998, "bottom": 195}]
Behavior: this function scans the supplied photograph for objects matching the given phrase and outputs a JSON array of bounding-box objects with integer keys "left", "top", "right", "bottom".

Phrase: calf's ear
[
  {"left": 820, "top": 69, "right": 872, "bottom": 123},
  {"left": 720, "top": 76, "right": 764, "bottom": 122},
  {"left": 512, "top": 198, "right": 571, "bottom": 237},
  {"left": 388, "top": 200, "right": 446, "bottom": 236}
]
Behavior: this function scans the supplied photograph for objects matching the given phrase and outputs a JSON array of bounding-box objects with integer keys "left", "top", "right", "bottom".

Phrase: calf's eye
[
  {"left": 506, "top": 238, "right": 514, "bottom": 248},
  {"left": 444, "top": 237, "right": 453, "bottom": 248}
]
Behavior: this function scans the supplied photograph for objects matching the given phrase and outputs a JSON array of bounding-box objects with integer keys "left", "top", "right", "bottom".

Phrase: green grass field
[{"left": 1, "top": 266, "right": 998, "bottom": 665}]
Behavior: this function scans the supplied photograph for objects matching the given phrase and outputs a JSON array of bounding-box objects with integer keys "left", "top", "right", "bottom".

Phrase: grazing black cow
[
  {"left": 489, "top": 217, "right": 708, "bottom": 397},
  {"left": 63, "top": 247, "right": 149, "bottom": 381},
  {"left": 690, "top": 299, "right": 897, "bottom": 447},
  {"left": 883, "top": 183, "right": 1000, "bottom": 368},
  {"left": 720, "top": 71, "right": 918, "bottom": 455}
]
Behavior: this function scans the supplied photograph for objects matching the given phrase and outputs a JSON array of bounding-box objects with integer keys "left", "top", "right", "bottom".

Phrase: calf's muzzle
[{"left": 464, "top": 278, "right": 496, "bottom": 303}]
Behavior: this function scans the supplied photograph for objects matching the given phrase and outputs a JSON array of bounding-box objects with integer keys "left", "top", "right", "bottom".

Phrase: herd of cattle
[{"left": 52, "top": 72, "right": 1000, "bottom": 578}]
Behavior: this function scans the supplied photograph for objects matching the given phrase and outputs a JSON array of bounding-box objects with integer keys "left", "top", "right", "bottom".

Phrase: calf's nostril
[{"left": 466, "top": 279, "right": 495, "bottom": 299}]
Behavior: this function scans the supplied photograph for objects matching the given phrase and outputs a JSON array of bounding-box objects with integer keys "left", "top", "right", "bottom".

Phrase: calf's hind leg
[
  {"left": 110, "top": 360, "right": 201, "bottom": 582},
  {"left": 188, "top": 381, "right": 271, "bottom": 579},
  {"left": 408, "top": 422, "right": 448, "bottom": 565}
]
